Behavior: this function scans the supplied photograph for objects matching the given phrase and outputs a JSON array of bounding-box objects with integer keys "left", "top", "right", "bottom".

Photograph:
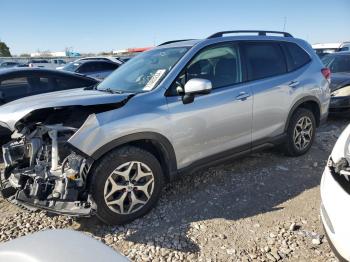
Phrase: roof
[{"left": 157, "top": 30, "right": 296, "bottom": 49}]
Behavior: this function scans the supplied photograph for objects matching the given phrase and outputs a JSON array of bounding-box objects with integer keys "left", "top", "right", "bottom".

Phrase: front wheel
[
  {"left": 90, "top": 146, "right": 164, "bottom": 225},
  {"left": 283, "top": 108, "right": 316, "bottom": 156}
]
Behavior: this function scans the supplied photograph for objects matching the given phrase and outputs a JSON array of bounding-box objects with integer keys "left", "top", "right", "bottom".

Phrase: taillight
[{"left": 321, "top": 68, "right": 331, "bottom": 81}]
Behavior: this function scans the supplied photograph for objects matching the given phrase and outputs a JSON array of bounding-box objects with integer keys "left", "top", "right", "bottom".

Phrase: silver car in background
[{"left": 0, "top": 30, "right": 330, "bottom": 224}]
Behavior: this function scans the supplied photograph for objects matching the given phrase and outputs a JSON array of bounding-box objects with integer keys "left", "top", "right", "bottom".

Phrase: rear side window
[
  {"left": 243, "top": 42, "right": 287, "bottom": 81},
  {"left": 283, "top": 42, "right": 311, "bottom": 71}
]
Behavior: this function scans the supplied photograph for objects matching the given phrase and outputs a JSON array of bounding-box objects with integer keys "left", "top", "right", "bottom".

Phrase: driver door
[{"left": 165, "top": 42, "right": 253, "bottom": 169}]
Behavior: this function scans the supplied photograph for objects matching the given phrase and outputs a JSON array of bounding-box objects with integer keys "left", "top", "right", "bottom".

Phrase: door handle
[
  {"left": 288, "top": 81, "right": 299, "bottom": 88},
  {"left": 236, "top": 92, "right": 250, "bottom": 101}
]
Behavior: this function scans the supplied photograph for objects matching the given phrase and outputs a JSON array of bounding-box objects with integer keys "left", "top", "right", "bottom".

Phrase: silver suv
[{"left": 0, "top": 31, "right": 330, "bottom": 224}]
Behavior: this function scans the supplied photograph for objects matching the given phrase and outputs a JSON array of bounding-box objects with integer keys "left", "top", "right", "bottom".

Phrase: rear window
[
  {"left": 283, "top": 42, "right": 311, "bottom": 71},
  {"left": 243, "top": 42, "right": 287, "bottom": 81}
]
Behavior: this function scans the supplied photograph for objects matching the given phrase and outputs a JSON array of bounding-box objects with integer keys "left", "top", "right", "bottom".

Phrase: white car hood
[{"left": 0, "top": 88, "right": 130, "bottom": 131}]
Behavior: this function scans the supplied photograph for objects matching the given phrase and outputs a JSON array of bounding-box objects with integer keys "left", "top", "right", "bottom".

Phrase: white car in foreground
[{"left": 321, "top": 124, "right": 350, "bottom": 261}]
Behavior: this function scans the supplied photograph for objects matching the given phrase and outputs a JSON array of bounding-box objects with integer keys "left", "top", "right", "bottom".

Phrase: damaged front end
[
  {"left": 0, "top": 89, "right": 135, "bottom": 216},
  {"left": 1, "top": 123, "right": 94, "bottom": 216}
]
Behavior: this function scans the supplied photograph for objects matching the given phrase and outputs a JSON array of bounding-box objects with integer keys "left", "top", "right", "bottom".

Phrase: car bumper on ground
[{"left": 320, "top": 166, "right": 350, "bottom": 261}]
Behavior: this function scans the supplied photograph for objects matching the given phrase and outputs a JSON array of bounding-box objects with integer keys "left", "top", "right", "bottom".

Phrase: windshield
[
  {"left": 322, "top": 54, "right": 350, "bottom": 73},
  {"left": 97, "top": 47, "right": 189, "bottom": 93},
  {"left": 62, "top": 62, "right": 82, "bottom": 72}
]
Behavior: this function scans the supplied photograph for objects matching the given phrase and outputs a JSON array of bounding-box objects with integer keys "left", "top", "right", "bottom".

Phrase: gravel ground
[{"left": 0, "top": 118, "right": 348, "bottom": 261}]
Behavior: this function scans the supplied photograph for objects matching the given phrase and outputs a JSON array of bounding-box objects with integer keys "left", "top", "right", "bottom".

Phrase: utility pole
[{"left": 283, "top": 16, "right": 287, "bottom": 31}]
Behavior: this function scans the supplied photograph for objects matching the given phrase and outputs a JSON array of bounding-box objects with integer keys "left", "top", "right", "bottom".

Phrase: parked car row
[
  {"left": 0, "top": 30, "right": 349, "bottom": 260},
  {"left": 57, "top": 57, "right": 122, "bottom": 79},
  {"left": 312, "top": 41, "right": 350, "bottom": 58},
  {"left": 0, "top": 56, "right": 125, "bottom": 80}
]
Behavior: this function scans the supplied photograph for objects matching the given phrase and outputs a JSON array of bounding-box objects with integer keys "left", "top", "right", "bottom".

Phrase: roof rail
[
  {"left": 207, "top": 30, "right": 293, "bottom": 39},
  {"left": 158, "top": 39, "right": 196, "bottom": 46}
]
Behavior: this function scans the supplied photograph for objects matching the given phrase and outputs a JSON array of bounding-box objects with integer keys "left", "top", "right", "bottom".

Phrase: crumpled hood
[
  {"left": 330, "top": 72, "right": 350, "bottom": 92},
  {"left": 0, "top": 88, "right": 130, "bottom": 131}
]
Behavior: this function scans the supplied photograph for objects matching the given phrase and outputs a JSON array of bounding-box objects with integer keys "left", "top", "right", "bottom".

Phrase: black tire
[
  {"left": 90, "top": 146, "right": 164, "bottom": 225},
  {"left": 283, "top": 108, "right": 316, "bottom": 156}
]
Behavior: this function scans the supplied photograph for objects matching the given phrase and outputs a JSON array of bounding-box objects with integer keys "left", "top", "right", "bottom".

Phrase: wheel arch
[
  {"left": 90, "top": 132, "right": 178, "bottom": 182},
  {"left": 285, "top": 96, "right": 321, "bottom": 131}
]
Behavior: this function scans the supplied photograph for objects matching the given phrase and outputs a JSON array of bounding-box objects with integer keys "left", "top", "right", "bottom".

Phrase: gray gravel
[{"left": 0, "top": 118, "right": 347, "bottom": 261}]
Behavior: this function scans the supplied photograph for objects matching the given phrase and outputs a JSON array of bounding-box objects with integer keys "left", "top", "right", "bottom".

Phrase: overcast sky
[{"left": 1, "top": 0, "right": 349, "bottom": 55}]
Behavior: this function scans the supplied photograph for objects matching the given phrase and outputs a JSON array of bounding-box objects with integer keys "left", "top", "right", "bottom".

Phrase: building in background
[
  {"left": 112, "top": 47, "right": 152, "bottom": 56},
  {"left": 30, "top": 50, "right": 81, "bottom": 57}
]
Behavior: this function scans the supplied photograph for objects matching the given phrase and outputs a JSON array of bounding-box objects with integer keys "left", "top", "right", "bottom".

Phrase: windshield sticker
[{"left": 143, "top": 69, "right": 167, "bottom": 91}]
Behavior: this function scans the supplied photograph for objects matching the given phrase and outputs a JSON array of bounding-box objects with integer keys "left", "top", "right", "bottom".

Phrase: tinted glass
[
  {"left": 284, "top": 42, "right": 311, "bottom": 71},
  {"left": 0, "top": 77, "right": 30, "bottom": 102},
  {"left": 77, "top": 62, "right": 97, "bottom": 73},
  {"left": 322, "top": 54, "right": 350, "bottom": 73},
  {"left": 99, "top": 62, "right": 119, "bottom": 71},
  {"left": 26, "top": 77, "right": 53, "bottom": 94},
  {"left": 56, "top": 77, "right": 96, "bottom": 90},
  {"left": 243, "top": 42, "right": 287, "bottom": 81},
  {"left": 62, "top": 62, "right": 82, "bottom": 72},
  {"left": 186, "top": 44, "right": 242, "bottom": 89}
]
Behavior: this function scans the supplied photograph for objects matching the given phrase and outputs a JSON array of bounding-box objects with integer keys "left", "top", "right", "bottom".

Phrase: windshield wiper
[{"left": 99, "top": 88, "right": 125, "bottom": 94}]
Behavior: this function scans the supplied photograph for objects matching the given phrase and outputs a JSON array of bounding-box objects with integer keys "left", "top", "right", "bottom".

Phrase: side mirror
[{"left": 182, "top": 78, "right": 212, "bottom": 104}]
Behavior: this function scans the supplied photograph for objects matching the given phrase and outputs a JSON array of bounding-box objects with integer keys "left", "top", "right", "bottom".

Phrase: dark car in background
[
  {"left": 0, "top": 68, "right": 99, "bottom": 143},
  {"left": 59, "top": 59, "right": 121, "bottom": 79},
  {"left": 0, "top": 61, "right": 28, "bottom": 69},
  {"left": 322, "top": 52, "right": 350, "bottom": 115}
]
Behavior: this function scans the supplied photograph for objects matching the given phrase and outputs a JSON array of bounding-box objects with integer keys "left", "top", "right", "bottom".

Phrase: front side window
[
  {"left": 77, "top": 62, "right": 97, "bottom": 74},
  {"left": 62, "top": 62, "right": 82, "bottom": 72},
  {"left": 243, "top": 42, "right": 287, "bottom": 81},
  {"left": 168, "top": 43, "right": 242, "bottom": 95},
  {"left": 186, "top": 43, "right": 242, "bottom": 89},
  {"left": 97, "top": 47, "right": 189, "bottom": 93},
  {"left": 99, "top": 62, "right": 119, "bottom": 71}
]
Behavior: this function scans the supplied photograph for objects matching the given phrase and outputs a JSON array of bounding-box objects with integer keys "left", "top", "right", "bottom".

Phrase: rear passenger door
[{"left": 241, "top": 41, "right": 304, "bottom": 145}]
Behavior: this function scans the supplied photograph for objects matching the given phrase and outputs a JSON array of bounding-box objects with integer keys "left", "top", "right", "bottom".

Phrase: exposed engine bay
[
  {"left": 1, "top": 123, "right": 94, "bottom": 216},
  {"left": 0, "top": 99, "right": 132, "bottom": 216}
]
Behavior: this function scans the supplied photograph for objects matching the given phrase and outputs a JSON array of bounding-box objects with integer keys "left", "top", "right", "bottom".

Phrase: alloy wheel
[
  {"left": 293, "top": 116, "right": 313, "bottom": 151},
  {"left": 103, "top": 161, "right": 155, "bottom": 214}
]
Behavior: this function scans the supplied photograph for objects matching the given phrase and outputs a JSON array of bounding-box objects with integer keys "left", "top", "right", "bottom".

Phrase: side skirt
[{"left": 175, "top": 133, "right": 286, "bottom": 178}]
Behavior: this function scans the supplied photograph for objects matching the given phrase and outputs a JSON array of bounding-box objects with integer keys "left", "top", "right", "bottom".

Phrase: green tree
[{"left": 0, "top": 41, "right": 11, "bottom": 57}]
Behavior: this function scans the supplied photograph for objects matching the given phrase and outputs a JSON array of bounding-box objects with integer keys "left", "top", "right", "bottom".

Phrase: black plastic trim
[
  {"left": 208, "top": 30, "right": 293, "bottom": 39},
  {"left": 177, "top": 133, "right": 286, "bottom": 176},
  {"left": 90, "top": 132, "right": 178, "bottom": 178},
  {"left": 284, "top": 96, "right": 322, "bottom": 131}
]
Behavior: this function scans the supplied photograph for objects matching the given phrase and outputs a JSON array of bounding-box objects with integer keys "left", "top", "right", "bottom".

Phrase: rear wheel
[
  {"left": 283, "top": 108, "right": 316, "bottom": 156},
  {"left": 90, "top": 146, "right": 164, "bottom": 225}
]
